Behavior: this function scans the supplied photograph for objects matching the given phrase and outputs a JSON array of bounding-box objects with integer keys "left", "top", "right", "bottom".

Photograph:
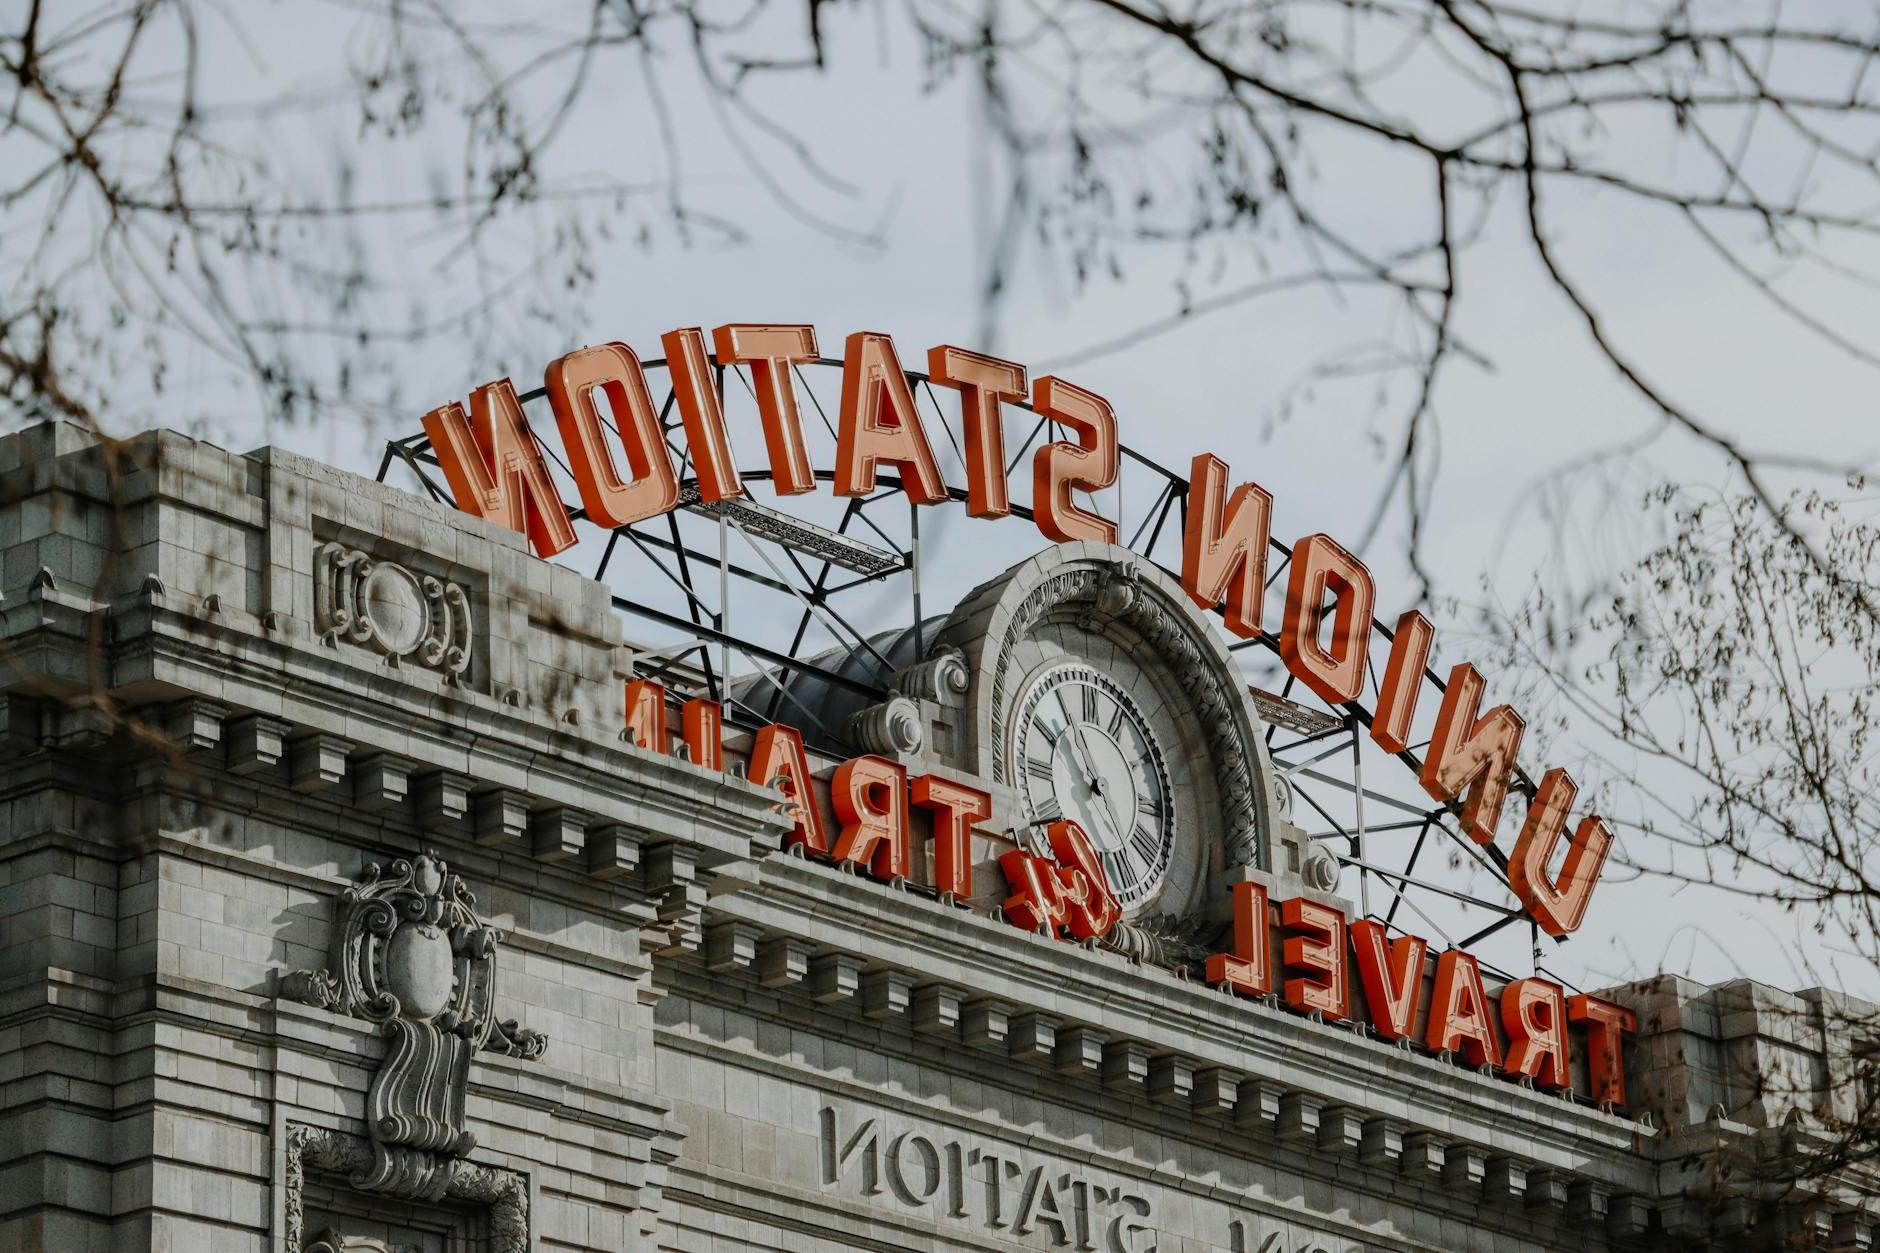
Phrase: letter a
[{"left": 836, "top": 333, "right": 946, "bottom": 503}]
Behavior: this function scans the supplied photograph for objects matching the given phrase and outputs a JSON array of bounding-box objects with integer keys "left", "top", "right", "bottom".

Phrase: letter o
[{"left": 886, "top": 1131, "right": 941, "bottom": 1205}]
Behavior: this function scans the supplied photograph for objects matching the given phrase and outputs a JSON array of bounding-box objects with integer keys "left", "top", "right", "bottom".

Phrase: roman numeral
[
  {"left": 1130, "top": 822, "right": 1160, "bottom": 863},
  {"left": 1026, "top": 757, "right": 1056, "bottom": 783},
  {"left": 1032, "top": 796, "right": 1062, "bottom": 823},
  {"left": 1136, "top": 790, "right": 1159, "bottom": 817},
  {"left": 1106, "top": 702, "right": 1125, "bottom": 738},
  {"left": 1078, "top": 685, "right": 1100, "bottom": 724}
]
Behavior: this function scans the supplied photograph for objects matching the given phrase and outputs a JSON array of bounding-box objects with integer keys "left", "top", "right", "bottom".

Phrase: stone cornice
[
  {"left": 91, "top": 603, "right": 787, "bottom": 860},
  {"left": 699, "top": 853, "right": 1656, "bottom": 1212},
  {"left": 658, "top": 1023, "right": 1576, "bottom": 1253}
]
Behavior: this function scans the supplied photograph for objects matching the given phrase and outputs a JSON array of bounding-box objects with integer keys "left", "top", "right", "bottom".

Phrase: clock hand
[
  {"left": 1094, "top": 781, "right": 1124, "bottom": 845},
  {"left": 1067, "top": 720, "right": 1105, "bottom": 795},
  {"left": 1060, "top": 723, "right": 1099, "bottom": 790},
  {"left": 1067, "top": 722, "right": 1131, "bottom": 848}
]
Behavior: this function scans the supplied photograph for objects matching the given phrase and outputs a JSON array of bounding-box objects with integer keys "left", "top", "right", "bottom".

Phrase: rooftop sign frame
[{"left": 380, "top": 327, "right": 1611, "bottom": 985}]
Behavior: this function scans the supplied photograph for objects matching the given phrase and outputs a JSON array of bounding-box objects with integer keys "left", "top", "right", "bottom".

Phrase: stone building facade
[{"left": 0, "top": 420, "right": 1873, "bottom": 1251}]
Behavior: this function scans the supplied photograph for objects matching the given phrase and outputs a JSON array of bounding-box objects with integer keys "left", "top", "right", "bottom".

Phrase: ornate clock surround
[{"left": 935, "top": 541, "right": 1283, "bottom": 927}]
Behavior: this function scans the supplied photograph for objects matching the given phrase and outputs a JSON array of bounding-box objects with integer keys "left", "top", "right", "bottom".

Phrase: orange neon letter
[
  {"left": 422, "top": 379, "right": 577, "bottom": 558},
  {"left": 1181, "top": 453, "right": 1273, "bottom": 639},
  {"left": 624, "top": 679, "right": 668, "bottom": 753},
  {"left": 682, "top": 698, "right": 723, "bottom": 771},
  {"left": 1000, "top": 847, "right": 1067, "bottom": 934},
  {"left": 927, "top": 345, "right": 1025, "bottom": 518},
  {"left": 1348, "top": 919, "right": 1427, "bottom": 1042},
  {"left": 911, "top": 773, "right": 990, "bottom": 898},
  {"left": 835, "top": 333, "right": 947, "bottom": 503},
  {"left": 1421, "top": 663, "right": 1526, "bottom": 845},
  {"left": 544, "top": 342, "right": 679, "bottom": 529},
  {"left": 712, "top": 324, "right": 820, "bottom": 495},
  {"left": 1030, "top": 376, "right": 1118, "bottom": 544},
  {"left": 1205, "top": 879, "right": 1273, "bottom": 997},
  {"left": 1372, "top": 610, "right": 1434, "bottom": 755},
  {"left": 1508, "top": 768, "right": 1614, "bottom": 938},
  {"left": 1280, "top": 534, "right": 1375, "bottom": 706},
  {"left": 1001, "top": 820, "right": 1120, "bottom": 941},
  {"left": 831, "top": 755, "right": 910, "bottom": 880},
  {"left": 662, "top": 328, "right": 743, "bottom": 503},
  {"left": 749, "top": 723, "right": 827, "bottom": 853},
  {"left": 1569, "top": 994, "right": 1636, "bottom": 1108},
  {"left": 1048, "top": 819, "right": 1122, "bottom": 940},
  {"left": 1502, "top": 978, "right": 1571, "bottom": 1090},
  {"left": 1425, "top": 950, "right": 1502, "bottom": 1067},
  {"left": 1281, "top": 897, "right": 1349, "bottom": 1020}
]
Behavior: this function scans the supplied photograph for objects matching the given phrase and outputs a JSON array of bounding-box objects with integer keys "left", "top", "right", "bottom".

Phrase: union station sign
[
  {"left": 416, "top": 321, "right": 1635, "bottom": 1112},
  {"left": 12, "top": 385, "right": 1866, "bottom": 1252}
]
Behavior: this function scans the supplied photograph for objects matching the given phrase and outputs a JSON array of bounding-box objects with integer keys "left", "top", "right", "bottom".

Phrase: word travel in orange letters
[{"left": 620, "top": 672, "right": 1637, "bottom": 1112}]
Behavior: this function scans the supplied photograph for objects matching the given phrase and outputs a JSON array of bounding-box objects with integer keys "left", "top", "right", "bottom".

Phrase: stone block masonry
[{"left": 0, "top": 420, "right": 1875, "bottom": 1251}]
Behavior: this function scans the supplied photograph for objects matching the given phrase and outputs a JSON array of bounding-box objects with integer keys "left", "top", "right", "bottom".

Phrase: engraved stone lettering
[
  {"left": 819, "top": 1105, "right": 1162, "bottom": 1252},
  {"left": 819, "top": 1106, "right": 881, "bottom": 1196},
  {"left": 885, "top": 1132, "right": 941, "bottom": 1205}
]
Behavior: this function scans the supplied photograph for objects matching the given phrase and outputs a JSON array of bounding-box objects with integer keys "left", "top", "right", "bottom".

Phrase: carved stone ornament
[
  {"left": 316, "top": 543, "right": 472, "bottom": 680},
  {"left": 848, "top": 693, "right": 924, "bottom": 755},
  {"left": 1301, "top": 841, "right": 1343, "bottom": 894},
  {"left": 278, "top": 968, "right": 341, "bottom": 1011},
  {"left": 279, "top": 854, "right": 546, "bottom": 1202},
  {"left": 305, "top": 1232, "right": 412, "bottom": 1253},
  {"left": 285, "top": 1123, "right": 528, "bottom": 1253},
  {"left": 1271, "top": 772, "right": 1294, "bottom": 823},
  {"left": 893, "top": 646, "right": 970, "bottom": 704}
]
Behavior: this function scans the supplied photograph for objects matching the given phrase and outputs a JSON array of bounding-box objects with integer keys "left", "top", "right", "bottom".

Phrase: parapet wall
[{"left": 1616, "top": 972, "right": 1877, "bottom": 1134}]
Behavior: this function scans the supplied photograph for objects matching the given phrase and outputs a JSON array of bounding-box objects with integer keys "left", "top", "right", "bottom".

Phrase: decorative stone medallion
[
  {"left": 281, "top": 854, "right": 545, "bottom": 1202},
  {"left": 316, "top": 543, "right": 472, "bottom": 679}
]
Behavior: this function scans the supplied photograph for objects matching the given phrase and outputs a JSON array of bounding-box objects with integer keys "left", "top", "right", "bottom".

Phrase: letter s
[{"left": 1106, "top": 1192, "right": 1155, "bottom": 1253}]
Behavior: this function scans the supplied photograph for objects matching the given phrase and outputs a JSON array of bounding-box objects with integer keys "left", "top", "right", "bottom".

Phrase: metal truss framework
[{"left": 380, "top": 353, "right": 1568, "bottom": 992}]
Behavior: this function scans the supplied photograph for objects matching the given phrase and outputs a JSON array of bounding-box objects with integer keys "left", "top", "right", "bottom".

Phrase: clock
[
  {"left": 926, "top": 544, "right": 1281, "bottom": 932},
  {"left": 1011, "top": 662, "right": 1176, "bottom": 909}
]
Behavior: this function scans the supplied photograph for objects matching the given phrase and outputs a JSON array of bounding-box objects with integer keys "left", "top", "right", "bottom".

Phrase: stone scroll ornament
[
  {"left": 284, "top": 854, "right": 546, "bottom": 1202},
  {"left": 315, "top": 543, "right": 473, "bottom": 680}
]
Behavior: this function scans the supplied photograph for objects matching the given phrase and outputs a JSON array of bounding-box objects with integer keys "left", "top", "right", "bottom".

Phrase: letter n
[
  {"left": 1420, "top": 663, "right": 1524, "bottom": 845},
  {"left": 422, "top": 379, "right": 577, "bottom": 557},
  {"left": 1181, "top": 453, "right": 1271, "bottom": 639},
  {"left": 820, "top": 1107, "right": 881, "bottom": 1195}
]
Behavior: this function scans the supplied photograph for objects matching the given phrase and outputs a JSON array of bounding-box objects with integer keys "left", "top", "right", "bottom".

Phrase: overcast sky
[{"left": 67, "top": 2, "right": 1880, "bottom": 999}]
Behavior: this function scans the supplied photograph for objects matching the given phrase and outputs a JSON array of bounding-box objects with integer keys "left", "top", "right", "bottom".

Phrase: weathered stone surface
[
  {"left": 0, "top": 424, "right": 780, "bottom": 1253},
  {"left": 0, "top": 422, "right": 1860, "bottom": 1253}
]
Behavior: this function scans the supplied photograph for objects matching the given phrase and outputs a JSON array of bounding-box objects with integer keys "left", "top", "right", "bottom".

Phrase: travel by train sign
[{"left": 414, "top": 322, "right": 1635, "bottom": 1109}]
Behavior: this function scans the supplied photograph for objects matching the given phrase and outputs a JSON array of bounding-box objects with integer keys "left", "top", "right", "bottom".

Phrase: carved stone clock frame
[{"left": 934, "top": 541, "right": 1308, "bottom": 939}]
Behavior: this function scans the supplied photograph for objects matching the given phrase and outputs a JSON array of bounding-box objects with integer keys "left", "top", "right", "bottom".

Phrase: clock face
[{"left": 1011, "top": 662, "right": 1176, "bottom": 909}]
